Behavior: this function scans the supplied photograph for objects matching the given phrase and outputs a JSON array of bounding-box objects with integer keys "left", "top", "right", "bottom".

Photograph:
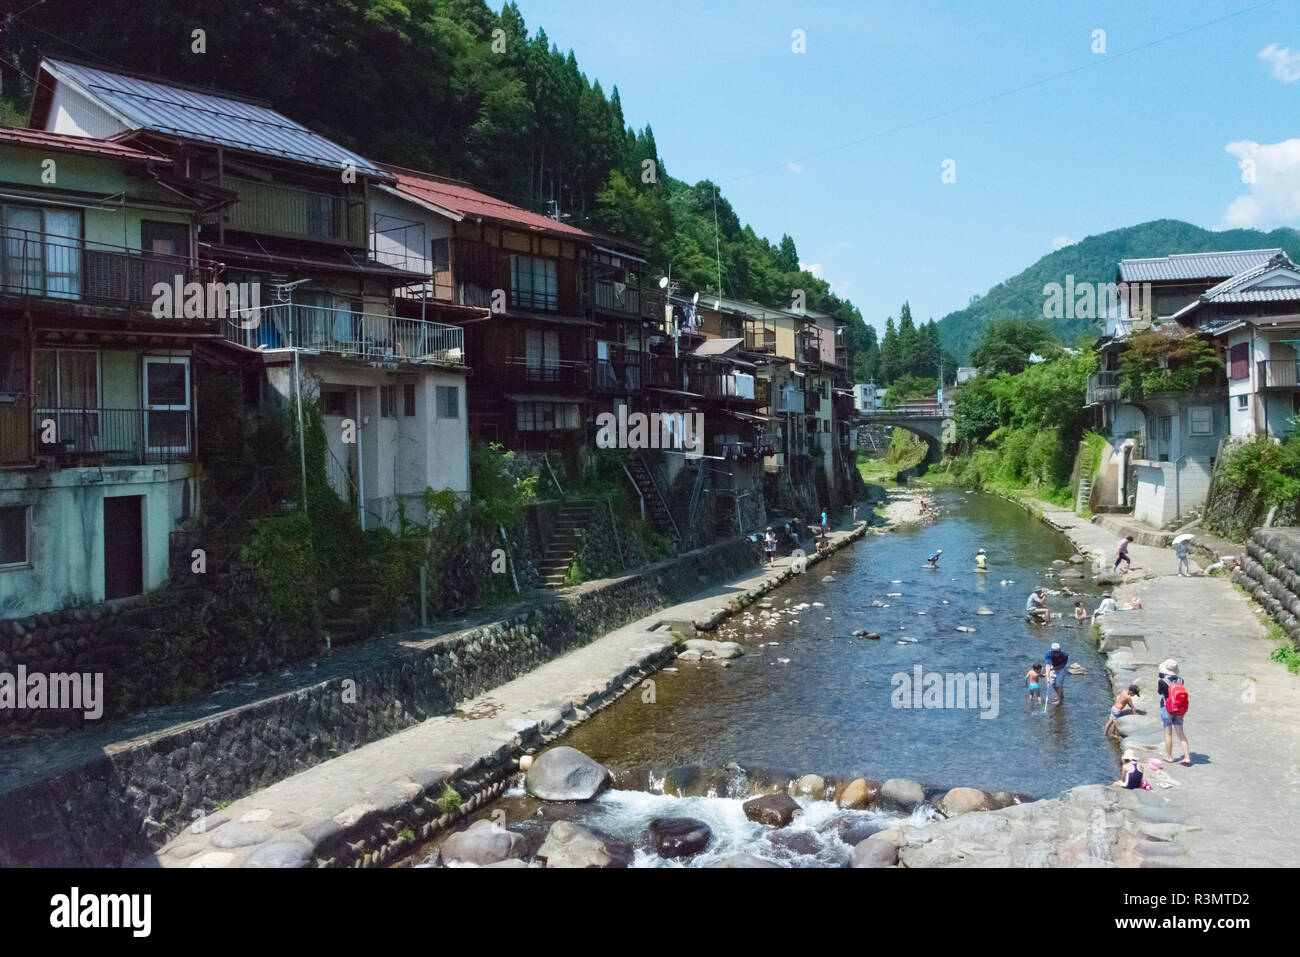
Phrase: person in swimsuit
[
  {"left": 1113, "top": 749, "right": 1144, "bottom": 789},
  {"left": 1025, "top": 662, "right": 1045, "bottom": 710},
  {"left": 1104, "top": 684, "right": 1142, "bottom": 738},
  {"left": 1073, "top": 601, "right": 1087, "bottom": 625}
]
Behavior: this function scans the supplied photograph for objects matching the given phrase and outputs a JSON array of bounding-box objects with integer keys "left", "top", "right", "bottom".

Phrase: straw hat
[
  {"left": 1160, "top": 659, "right": 1179, "bottom": 675},
  {"left": 1122, "top": 749, "right": 1137, "bottom": 761}
]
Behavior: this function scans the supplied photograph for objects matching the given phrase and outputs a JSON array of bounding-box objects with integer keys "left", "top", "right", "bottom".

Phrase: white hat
[
  {"left": 978, "top": 548, "right": 985, "bottom": 553},
  {"left": 1160, "top": 659, "right": 1179, "bottom": 676},
  {"left": 1051, "top": 643, "right": 1060, "bottom": 650}
]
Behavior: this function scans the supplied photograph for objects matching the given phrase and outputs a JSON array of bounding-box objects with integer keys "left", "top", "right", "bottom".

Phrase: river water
[{"left": 417, "top": 488, "right": 1120, "bottom": 867}]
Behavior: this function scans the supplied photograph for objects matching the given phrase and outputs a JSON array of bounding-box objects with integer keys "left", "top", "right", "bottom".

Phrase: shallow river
[{"left": 418, "top": 488, "right": 1120, "bottom": 867}]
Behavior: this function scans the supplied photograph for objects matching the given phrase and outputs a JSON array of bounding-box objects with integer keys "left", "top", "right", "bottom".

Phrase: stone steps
[{"left": 1234, "top": 527, "right": 1300, "bottom": 643}]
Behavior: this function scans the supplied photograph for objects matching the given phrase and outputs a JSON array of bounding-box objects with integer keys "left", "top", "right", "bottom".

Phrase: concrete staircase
[
  {"left": 1075, "top": 477, "right": 1093, "bottom": 516},
  {"left": 626, "top": 455, "right": 680, "bottom": 540},
  {"left": 1236, "top": 527, "right": 1300, "bottom": 644},
  {"left": 537, "top": 503, "right": 597, "bottom": 588}
]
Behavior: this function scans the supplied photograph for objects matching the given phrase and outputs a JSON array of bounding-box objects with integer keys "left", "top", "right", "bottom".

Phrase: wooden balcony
[
  {"left": 1085, "top": 371, "right": 1120, "bottom": 406},
  {"left": 225, "top": 176, "right": 367, "bottom": 246},
  {"left": 477, "top": 356, "right": 588, "bottom": 392},
  {"left": 1258, "top": 359, "right": 1299, "bottom": 389},
  {"left": 593, "top": 357, "right": 644, "bottom": 393}
]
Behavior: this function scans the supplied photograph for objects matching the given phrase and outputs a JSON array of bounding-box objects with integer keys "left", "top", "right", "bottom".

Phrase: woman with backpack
[{"left": 1158, "top": 658, "right": 1191, "bottom": 767}]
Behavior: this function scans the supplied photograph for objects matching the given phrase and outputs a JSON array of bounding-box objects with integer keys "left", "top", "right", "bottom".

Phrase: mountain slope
[{"left": 938, "top": 219, "right": 1300, "bottom": 362}]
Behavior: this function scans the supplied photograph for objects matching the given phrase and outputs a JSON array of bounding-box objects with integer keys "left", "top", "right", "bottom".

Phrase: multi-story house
[
  {"left": 0, "top": 127, "right": 216, "bottom": 616},
  {"left": 28, "top": 58, "right": 471, "bottom": 531},
  {"left": 1085, "top": 249, "right": 1281, "bottom": 525}
]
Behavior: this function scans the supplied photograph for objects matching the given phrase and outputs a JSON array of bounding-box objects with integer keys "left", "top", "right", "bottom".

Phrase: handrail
[
  {"left": 542, "top": 453, "right": 564, "bottom": 496},
  {"left": 223, "top": 301, "right": 464, "bottom": 365},
  {"left": 634, "top": 451, "right": 681, "bottom": 540},
  {"left": 622, "top": 462, "right": 645, "bottom": 522},
  {"left": 686, "top": 459, "right": 706, "bottom": 526}
]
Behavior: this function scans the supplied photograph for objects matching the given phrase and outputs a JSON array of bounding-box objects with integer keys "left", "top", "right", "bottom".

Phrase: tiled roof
[
  {"left": 1117, "top": 248, "right": 1283, "bottom": 283},
  {"left": 38, "top": 58, "right": 387, "bottom": 177},
  {"left": 0, "top": 125, "right": 172, "bottom": 163},
  {"left": 381, "top": 164, "right": 591, "bottom": 238}
]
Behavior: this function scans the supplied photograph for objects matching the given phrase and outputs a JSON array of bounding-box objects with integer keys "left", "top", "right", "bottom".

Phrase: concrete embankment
[
  {"left": 144, "top": 523, "right": 870, "bottom": 868},
  {"left": 892, "top": 501, "right": 1300, "bottom": 868},
  {"left": 0, "top": 534, "right": 768, "bottom": 866}
]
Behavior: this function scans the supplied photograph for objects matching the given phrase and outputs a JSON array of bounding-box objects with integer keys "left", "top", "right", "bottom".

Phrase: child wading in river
[
  {"left": 1026, "top": 662, "right": 1045, "bottom": 710},
  {"left": 1073, "top": 601, "right": 1087, "bottom": 625}
]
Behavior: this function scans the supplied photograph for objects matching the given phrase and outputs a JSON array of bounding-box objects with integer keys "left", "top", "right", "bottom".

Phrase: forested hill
[
  {"left": 937, "top": 219, "right": 1300, "bottom": 362},
  {"left": 0, "top": 0, "right": 863, "bottom": 330}
]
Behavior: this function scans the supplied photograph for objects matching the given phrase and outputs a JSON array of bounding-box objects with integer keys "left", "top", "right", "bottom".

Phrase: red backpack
[{"left": 1166, "top": 680, "right": 1189, "bottom": 717}]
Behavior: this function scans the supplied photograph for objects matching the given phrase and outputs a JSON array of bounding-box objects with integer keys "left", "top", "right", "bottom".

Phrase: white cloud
[
  {"left": 1258, "top": 43, "right": 1300, "bottom": 83},
  {"left": 1223, "top": 138, "right": 1300, "bottom": 228},
  {"left": 799, "top": 261, "right": 824, "bottom": 278},
  {"left": 786, "top": 162, "right": 803, "bottom": 174},
  {"left": 1052, "top": 236, "right": 1075, "bottom": 250}
]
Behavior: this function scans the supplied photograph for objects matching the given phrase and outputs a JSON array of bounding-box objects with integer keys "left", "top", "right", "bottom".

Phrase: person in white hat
[
  {"left": 1158, "top": 659, "right": 1191, "bottom": 766},
  {"left": 1113, "top": 749, "right": 1144, "bottom": 789},
  {"left": 1044, "top": 641, "right": 1069, "bottom": 703}
]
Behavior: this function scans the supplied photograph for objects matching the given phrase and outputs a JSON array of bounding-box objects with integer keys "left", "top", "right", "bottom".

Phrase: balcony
[
  {"left": 1, "top": 405, "right": 195, "bottom": 467},
  {"left": 1085, "top": 371, "right": 1120, "bottom": 406},
  {"left": 804, "top": 390, "right": 822, "bottom": 415},
  {"left": 225, "top": 176, "right": 366, "bottom": 246},
  {"left": 590, "top": 278, "right": 641, "bottom": 317},
  {"left": 593, "top": 357, "right": 644, "bottom": 393},
  {"left": 1258, "top": 359, "right": 1299, "bottom": 389},
  {"left": 224, "top": 302, "right": 464, "bottom": 365},
  {"left": 1, "top": 226, "right": 217, "bottom": 316},
  {"left": 774, "top": 387, "right": 805, "bottom": 414},
  {"left": 478, "top": 356, "right": 588, "bottom": 392},
  {"left": 687, "top": 370, "right": 756, "bottom": 401},
  {"left": 745, "top": 327, "right": 776, "bottom": 353}
]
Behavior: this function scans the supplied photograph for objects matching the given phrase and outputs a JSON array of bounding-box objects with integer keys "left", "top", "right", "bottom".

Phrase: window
[
  {"left": 515, "top": 401, "right": 579, "bottom": 431},
  {"left": 523, "top": 328, "right": 562, "bottom": 379},
  {"left": 1189, "top": 407, "right": 1213, "bottom": 435},
  {"left": 2, "top": 205, "right": 82, "bottom": 299},
  {"left": 1237, "top": 394, "right": 1249, "bottom": 411},
  {"left": 436, "top": 385, "right": 460, "bottom": 419},
  {"left": 143, "top": 356, "right": 190, "bottom": 453},
  {"left": 380, "top": 385, "right": 397, "bottom": 418},
  {"left": 321, "top": 390, "right": 348, "bottom": 417},
  {"left": 510, "top": 254, "right": 559, "bottom": 311},
  {"left": 35, "top": 348, "right": 100, "bottom": 453},
  {"left": 1229, "top": 343, "right": 1250, "bottom": 381},
  {"left": 403, "top": 383, "right": 416, "bottom": 417},
  {"left": 0, "top": 505, "right": 28, "bottom": 566}
]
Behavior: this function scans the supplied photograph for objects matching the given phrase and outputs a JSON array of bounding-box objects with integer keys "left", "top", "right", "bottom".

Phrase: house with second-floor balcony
[
  {"left": 0, "top": 126, "right": 218, "bottom": 617},
  {"left": 1085, "top": 249, "right": 1281, "bottom": 525},
  {"left": 27, "top": 57, "right": 472, "bottom": 530}
]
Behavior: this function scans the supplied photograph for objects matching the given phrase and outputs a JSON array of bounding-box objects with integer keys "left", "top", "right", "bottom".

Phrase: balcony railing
[
  {"left": 591, "top": 278, "right": 641, "bottom": 316},
  {"left": 745, "top": 327, "right": 776, "bottom": 352},
  {"left": 3, "top": 406, "right": 196, "bottom": 467},
  {"left": 1, "top": 226, "right": 218, "bottom": 315},
  {"left": 593, "top": 358, "right": 644, "bottom": 393},
  {"left": 774, "top": 388, "right": 805, "bottom": 414},
  {"left": 478, "top": 356, "right": 588, "bottom": 392},
  {"left": 224, "top": 302, "right": 464, "bottom": 365},
  {"left": 1085, "top": 370, "right": 1120, "bottom": 406},
  {"left": 225, "top": 176, "right": 366, "bottom": 246},
  {"left": 688, "top": 370, "right": 756, "bottom": 401},
  {"left": 1258, "top": 359, "right": 1299, "bottom": 389}
]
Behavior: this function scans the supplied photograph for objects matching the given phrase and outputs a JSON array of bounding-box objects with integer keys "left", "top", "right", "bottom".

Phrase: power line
[{"left": 724, "top": 0, "right": 1286, "bottom": 185}]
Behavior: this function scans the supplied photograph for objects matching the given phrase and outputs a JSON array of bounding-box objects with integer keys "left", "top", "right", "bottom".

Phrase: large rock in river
[
  {"left": 536, "top": 821, "right": 630, "bottom": 868},
  {"left": 850, "top": 837, "right": 898, "bottom": 868},
  {"left": 707, "top": 852, "right": 784, "bottom": 868},
  {"left": 438, "top": 818, "right": 526, "bottom": 867},
  {"left": 936, "top": 787, "right": 996, "bottom": 817},
  {"left": 525, "top": 747, "right": 612, "bottom": 801},
  {"left": 646, "top": 817, "right": 712, "bottom": 859},
  {"left": 743, "top": 793, "right": 802, "bottom": 827},
  {"left": 878, "top": 778, "right": 925, "bottom": 813},
  {"left": 837, "top": 778, "right": 879, "bottom": 809},
  {"left": 791, "top": 773, "right": 827, "bottom": 798}
]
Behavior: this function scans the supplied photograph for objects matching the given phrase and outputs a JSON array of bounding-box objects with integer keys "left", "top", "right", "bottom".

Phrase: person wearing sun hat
[
  {"left": 1114, "top": 748, "right": 1144, "bottom": 789},
  {"left": 1158, "top": 658, "right": 1191, "bottom": 767}
]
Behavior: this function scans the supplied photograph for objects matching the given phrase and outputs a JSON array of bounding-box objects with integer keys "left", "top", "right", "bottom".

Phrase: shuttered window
[{"left": 1229, "top": 343, "right": 1249, "bottom": 381}]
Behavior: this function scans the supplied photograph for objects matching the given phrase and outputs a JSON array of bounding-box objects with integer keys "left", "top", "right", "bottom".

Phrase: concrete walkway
[
  {"left": 146, "top": 524, "right": 869, "bottom": 867},
  {"left": 1037, "top": 502, "right": 1300, "bottom": 867}
]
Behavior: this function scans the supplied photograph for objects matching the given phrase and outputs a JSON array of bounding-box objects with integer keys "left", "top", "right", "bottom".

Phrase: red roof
[
  {"left": 0, "top": 126, "right": 172, "bottom": 163},
  {"left": 380, "top": 163, "right": 590, "bottom": 239}
]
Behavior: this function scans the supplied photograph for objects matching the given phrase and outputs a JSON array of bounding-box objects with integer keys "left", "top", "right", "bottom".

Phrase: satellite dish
[
  {"left": 658, "top": 276, "right": 669, "bottom": 289},
  {"left": 693, "top": 292, "right": 699, "bottom": 305}
]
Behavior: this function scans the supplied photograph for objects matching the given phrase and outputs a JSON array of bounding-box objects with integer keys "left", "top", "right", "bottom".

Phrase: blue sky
[{"left": 516, "top": 0, "right": 1300, "bottom": 334}]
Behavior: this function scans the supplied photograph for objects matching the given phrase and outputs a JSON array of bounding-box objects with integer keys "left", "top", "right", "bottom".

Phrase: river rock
[
  {"left": 1052, "top": 559, "right": 1066, "bottom": 566},
  {"left": 677, "top": 649, "right": 703, "bottom": 661},
  {"left": 765, "top": 827, "right": 824, "bottom": 858},
  {"left": 791, "top": 773, "right": 827, "bottom": 798},
  {"left": 707, "top": 852, "right": 784, "bottom": 868},
  {"left": 743, "top": 793, "right": 802, "bottom": 827},
  {"left": 936, "top": 787, "right": 996, "bottom": 817},
  {"left": 525, "top": 747, "right": 612, "bottom": 802},
  {"left": 663, "top": 764, "right": 707, "bottom": 797},
  {"left": 1058, "top": 568, "right": 1085, "bottom": 580},
  {"left": 867, "top": 826, "right": 912, "bottom": 848},
  {"left": 646, "top": 817, "right": 712, "bottom": 859},
  {"left": 976, "top": 606, "right": 994, "bottom": 616},
  {"left": 536, "top": 821, "right": 630, "bottom": 868},
  {"left": 850, "top": 837, "right": 898, "bottom": 868},
  {"left": 1095, "top": 572, "right": 1125, "bottom": 586},
  {"left": 837, "top": 778, "right": 879, "bottom": 809},
  {"left": 1069, "top": 554, "right": 1085, "bottom": 564},
  {"left": 878, "top": 778, "right": 925, "bottom": 813},
  {"left": 438, "top": 819, "right": 526, "bottom": 866}
]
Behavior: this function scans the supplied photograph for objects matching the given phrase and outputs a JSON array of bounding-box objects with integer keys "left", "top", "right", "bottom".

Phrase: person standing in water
[
  {"left": 926, "top": 548, "right": 943, "bottom": 568},
  {"left": 975, "top": 548, "right": 987, "bottom": 571}
]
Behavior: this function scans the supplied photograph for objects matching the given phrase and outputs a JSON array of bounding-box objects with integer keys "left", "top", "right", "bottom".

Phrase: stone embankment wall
[
  {"left": 1235, "top": 528, "right": 1300, "bottom": 644},
  {"left": 0, "top": 537, "right": 762, "bottom": 867}
]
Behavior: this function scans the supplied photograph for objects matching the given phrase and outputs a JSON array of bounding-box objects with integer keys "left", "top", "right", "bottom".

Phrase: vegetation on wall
[
  {"left": 1204, "top": 432, "right": 1300, "bottom": 540},
  {"left": 1117, "top": 328, "right": 1221, "bottom": 399}
]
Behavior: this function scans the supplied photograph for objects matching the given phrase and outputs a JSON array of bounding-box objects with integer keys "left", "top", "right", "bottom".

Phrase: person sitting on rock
[
  {"left": 1091, "top": 593, "right": 1117, "bottom": 624},
  {"left": 1113, "top": 749, "right": 1144, "bottom": 789},
  {"left": 1026, "top": 587, "right": 1050, "bottom": 624}
]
